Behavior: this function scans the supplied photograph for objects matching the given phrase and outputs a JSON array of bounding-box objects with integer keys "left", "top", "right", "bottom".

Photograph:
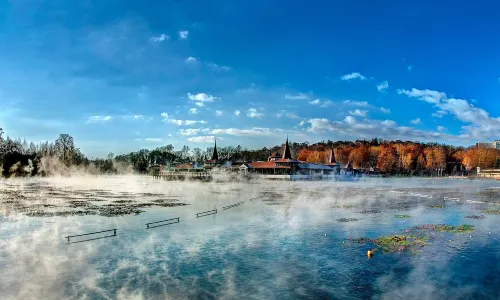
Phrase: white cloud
[
  {"left": 276, "top": 110, "right": 300, "bottom": 119},
  {"left": 306, "top": 117, "right": 448, "bottom": 141},
  {"left": 161, "top": 112, "right": 207, "bottom": 126},
  {"left": 284, "top": 93, "right": 310, "bottom": 100},
  {"left": 122, "top": 114, "right": 144, "bottom": 120},
  {"left": 215, "top": 110, "right": 223, "bottom": 116},
  {"left": 189, "top": 108, "right": 198, "bottom": 114},
  {"left": 247, "top": 108, "right": 264, "bottom": 118},
  {"left": 207, "top": 62, "right": 231, "bottom": 71},
  {"left": 211, "top": 127, "right": 276, "bottom": 137},
  {"left": 344, "top": 116, "right": 356, "bottom": 125},
  {"left": 343, "top": 100, "right": 369, "bottom": 107},
  {"left": 188, "top": 136, "right": 220, "bottom": 143},
  {"left": 185, "top": 57, "right": 197, "bottom": 63},
  {"left": 377, "top": 81, "right": 389, "bottom": 92},
  {"left": 349, "top": 109, "right": 368, "bottom": 117},
  {"left": 309, "top": 99, "right": 321, "bottom": 105},
  {"left": 410, "top": 118, "right": 421, "bottom": 125},
  {"left": 298, "top": 120, "right": 305, "bottom": 127},
  {"left": 178, "top": 128, "right": 210, "bottom": 136},
  {"left": 397, "top": 88, "right": 446, "bottom": 104},
  {"left": 340, "top": 72, "right": 366, "bottom": 81},
  {"left": 179, "top": 30, "right": 189, "bottom": 40},
  {"left": 86, "top": 115, "right": 112, "bottom": 124},
  {"left": 437, "top": 126, "right": 445, "bottom": 132},
  {"left": 432, "top": 110, "right": 447, "bottom": 118},
  {"left": 380, "top": 107, "right": 391, "bottom": 114},
  {"left": 150, "top": 34, "right": 170, "bottom": 43},
  {"left": 399, "top": 87, "right": 500, "bottom": 139},
  {"left": 187, "top": 93, "right": 219, "bottom": 107},
  {"left": 234, "top": 110, "right": 241, "bottom": 116},
  {"left": 309, "top": 99, "right": 332, "bottom": 107},
  {"left": 145, "top": 138, "right": 162, "bottom": 142}
]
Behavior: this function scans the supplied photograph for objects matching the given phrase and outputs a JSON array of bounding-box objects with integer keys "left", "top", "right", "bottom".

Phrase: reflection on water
[{"left": 1, "top": 176, "right": 500, "bottom": 299}]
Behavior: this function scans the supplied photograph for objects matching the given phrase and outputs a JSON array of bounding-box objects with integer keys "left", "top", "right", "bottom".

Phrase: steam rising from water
[{"left": 1, "top": 176, "right": 500, "bottom": 299}]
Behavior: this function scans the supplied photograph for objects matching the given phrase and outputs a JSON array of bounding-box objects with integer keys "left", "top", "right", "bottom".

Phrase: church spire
[
  {"left": 211, "top": 137, "right": 219, "bottom": 161},
  {"left": 282, "top": 135, "right": 292, "bottom": 159}
]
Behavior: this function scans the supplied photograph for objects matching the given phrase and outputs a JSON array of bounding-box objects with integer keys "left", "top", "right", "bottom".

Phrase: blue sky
[{"left": 1, "top": 0, "right": 500, "bottom": 157}]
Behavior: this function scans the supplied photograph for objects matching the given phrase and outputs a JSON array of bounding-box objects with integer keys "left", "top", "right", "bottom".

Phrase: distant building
[
  {"left": 493, "top": 140, "right": 500, "bottom": 149},
  {"left": 476, "top": 142, "right": 494, "bottom": 149},
  {"left": 204, "top": 138, "right": 222, "bottom": 169}
]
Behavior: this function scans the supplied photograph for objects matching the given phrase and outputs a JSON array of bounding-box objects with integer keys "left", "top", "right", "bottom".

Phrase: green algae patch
[
  {"left": 429, "top": 205, "right": 445, "bottom": 209},
  {"left": 344, "top": 224, "right": 475, "bottom": 255},
  {"left": 394, "top": 214, "right": 411, "bottom": 219},
  {"left": 374, "top": 234, "right": 430, "bottom": 254},
  {"left": 482, "top": 210, "right": 500, "bottom": 215}
]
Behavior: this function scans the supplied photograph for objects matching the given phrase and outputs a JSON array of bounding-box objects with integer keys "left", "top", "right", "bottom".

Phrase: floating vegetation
[
  {"left": 331, "top": 205, "right": 354, "bottom": 209},
  {"left": 482, "top": 210, "right": 500, "bottom": 215},
  {"left": 465, "top": 215, "right": 485, "bottom": 219},
  {"left": 394, "top": 214, "right": 411, "bottom": 219},
  {"left": 113, "top": 200, "right": 135, "bottom": 204},
  {"left": 411, "top": 224, "right": 475, "bottom": 233},
  {"left": 359, "top": 209, "right": 381, "bottom": 214},
  {"left": 429, "top": 205, "right": 445, "bottom": 209},
  {"left": 337, "top": 218, "right": 360, "bottom": 223},
  {"left": 344, "top": 224, "right": 475, "bottom": 254}
]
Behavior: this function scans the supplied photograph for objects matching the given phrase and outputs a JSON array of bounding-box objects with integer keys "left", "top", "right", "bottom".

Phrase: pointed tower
[
  {"left": 211, "top": 138, "right": 219, "bottom": 161},
  {"left": 282, "top": 135, "right": 292, "bottom": 159},
  {"left": 327, "top": 147, "right": 336, "bottom": 164}
]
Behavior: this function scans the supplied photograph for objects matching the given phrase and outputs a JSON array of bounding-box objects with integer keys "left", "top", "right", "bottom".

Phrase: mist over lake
[{"left": 1, "top": 176, "right": 500, "bottom": 300}]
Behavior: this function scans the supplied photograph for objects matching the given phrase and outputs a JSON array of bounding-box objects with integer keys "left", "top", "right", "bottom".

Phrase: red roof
[{"left": 250, "top": 161, "right": 291, "bottom": 169}]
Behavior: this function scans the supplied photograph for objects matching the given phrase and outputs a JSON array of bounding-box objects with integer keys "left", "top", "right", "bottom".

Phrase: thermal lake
[{"left": 1, "top": 176, "right": 500, "bottom": 299}]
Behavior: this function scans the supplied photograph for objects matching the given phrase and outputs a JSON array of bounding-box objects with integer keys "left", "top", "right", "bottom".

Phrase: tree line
[
  {"left": 297, "top": 139, "right": 500, "bottom": 175},
  {"left": 1, "top": 128, "right": 498, "bottom": 177}
]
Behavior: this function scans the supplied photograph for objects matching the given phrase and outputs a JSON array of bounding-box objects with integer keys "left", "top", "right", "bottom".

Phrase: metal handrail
[
  {"left": 65, "top": 229, "right": 117, "bottom": 243},
  {"left": 223, "top": 201, "right": 244, "bottom": 210},
  {"left": 145, "top": 217, "right": 180, "bottom": 229},
  {"left": 196, "top": 209, "right": 217, "bottom": 217}
]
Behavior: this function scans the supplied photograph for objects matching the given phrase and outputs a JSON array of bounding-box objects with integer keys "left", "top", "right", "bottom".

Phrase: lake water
[{"left": 1, "top": 176, "right": 500, "bottom": 299}]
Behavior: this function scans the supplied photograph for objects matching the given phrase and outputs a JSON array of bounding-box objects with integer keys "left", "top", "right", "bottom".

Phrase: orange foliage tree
[{"left": 377, "top": 145, "right": 397, "bottom": 172}]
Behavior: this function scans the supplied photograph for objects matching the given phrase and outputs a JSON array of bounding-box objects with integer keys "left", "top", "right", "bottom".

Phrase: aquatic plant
[
  {"left": 394, "top": 214, "right": 411, "bottom": 219},
  {"left": 464, "top": 215, "right": 485, "bottom": 219},
  {"left": 429, "top": 205, "right": 445, "bottom": 208},
  {"left": 359, "top": 209, "right": 381, "bottom": 214},
  {"left": 344, "top": 224, "right": 475, "bottom": 254},
  {"left": 411, "top": 224, "right": 475, "bottom": 233},
  {"left": 337, "top": 218, "right": 360, "bottom": 223},
  {"left": 482, "top": 209, "right": 500, "bottom": 215},
  {"left": 331, "top": 205, "right": 354, "bottom": 209}
]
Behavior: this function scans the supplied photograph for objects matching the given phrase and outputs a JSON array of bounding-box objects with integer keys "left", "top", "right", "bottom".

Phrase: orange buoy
[{"left": 367, "top": 249, "right": 374, "bottom": 258}]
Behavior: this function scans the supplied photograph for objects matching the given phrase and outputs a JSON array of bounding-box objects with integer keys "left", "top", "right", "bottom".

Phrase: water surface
[{"left": 1, "top": 176, "right": 499, "bottom": 299}]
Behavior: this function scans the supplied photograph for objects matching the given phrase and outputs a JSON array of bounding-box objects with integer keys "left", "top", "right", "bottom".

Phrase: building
[
  {"left": 204, "top": 138, "right": 223, "bottom": 169},
  {"left": 493, "top": 140, "right": 500, "bottom": 149},
  {"left": 476, "top": 142, "right": 494, "bottom": 149},
  {"left": 238, "top": 137, "right": 340, "bottom": 179}
]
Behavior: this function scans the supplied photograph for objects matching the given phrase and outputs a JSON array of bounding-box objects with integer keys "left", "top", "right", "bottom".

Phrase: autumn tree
[{"left": 377, "top": 145, "right": 397, "bottom": 173}]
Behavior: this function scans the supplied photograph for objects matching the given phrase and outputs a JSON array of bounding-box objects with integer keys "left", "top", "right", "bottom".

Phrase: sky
[{"left": 1, "top": 0, "right": 500, "bottom": 157}]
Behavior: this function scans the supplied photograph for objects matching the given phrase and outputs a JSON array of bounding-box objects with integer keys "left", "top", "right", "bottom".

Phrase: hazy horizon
[{"left": 1, "top": 1, "right": 500, "bottom": 157}]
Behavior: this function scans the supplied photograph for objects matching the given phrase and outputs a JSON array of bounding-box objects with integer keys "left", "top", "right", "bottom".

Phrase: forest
[{"left": 0, "top": 127, "right": 499, "bottom": 178}]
